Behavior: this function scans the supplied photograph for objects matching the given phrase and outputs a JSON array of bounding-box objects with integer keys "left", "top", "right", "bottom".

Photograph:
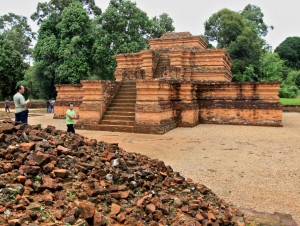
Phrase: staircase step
[
  {"left": 110, "top": 103, "right": 135, "bottom": 107},
  {"left": 114, "top": 93, "right": 136, "bottom": 99},
  {"left": 97, "top": 125, "right": 136, "bottom": 133},
  {"left": 114, "top": 96, "right": 136, "bottom": 100},
  {"left": 105, "top": 111, "right": 135, "bottom": 116},
  {"left": 100, "top": 120, "right": 135, "bottom": 126},
  {"left": 102, "top": 115, "right": 135, "bottom": 121},
  {"left": 108, "top": 107, "right": 135, "bottom": 111},
  {"left": 120, "top": 84, "right": 136, "bottom": 87},
  {"left": 118, "top": 90, "right": 136, "bottom": 95},
  {"left": 112, "top": 99, "right": 136, "bottom": 104}
]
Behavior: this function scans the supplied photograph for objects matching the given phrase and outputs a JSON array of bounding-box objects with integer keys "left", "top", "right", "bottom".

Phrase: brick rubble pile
[{"left": 0, "top": 122, "right": 246, "bottom": 226}]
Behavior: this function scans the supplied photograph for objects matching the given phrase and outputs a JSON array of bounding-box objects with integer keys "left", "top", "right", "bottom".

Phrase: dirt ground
[{"left": 3, "top": 110, "right": 300, "bottom": 224}]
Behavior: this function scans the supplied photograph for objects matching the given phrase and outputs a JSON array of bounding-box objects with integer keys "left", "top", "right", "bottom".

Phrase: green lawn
[{"left": 280, "top": 98, "right": 300, "bottom": 105}]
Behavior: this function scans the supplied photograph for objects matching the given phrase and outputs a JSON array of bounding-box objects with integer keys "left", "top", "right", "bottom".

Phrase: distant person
[
  {"left": 13, "top": 85, "right": 30, "bottom": 124},
  {"left": 49, "top": 98, "right": 55, "bottom": 113},
  {"left": 66, "top": 102, "right": 78, "bottom": 133},
  {"left": 5, "top": 99, "right": 10, "bottom": 112},
  {"left": 46, "top": 98, "right": 50, "bottom": 113}
]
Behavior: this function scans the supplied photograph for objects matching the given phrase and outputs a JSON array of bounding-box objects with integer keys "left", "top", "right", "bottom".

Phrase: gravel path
[{"left": 28, "top": 112, "right": 300, "bottom": 224}]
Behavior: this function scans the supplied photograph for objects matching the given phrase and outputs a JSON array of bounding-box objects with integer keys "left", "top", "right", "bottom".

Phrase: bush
[{"left": 279, "top": 85, "right": 299, "bottom": 98}]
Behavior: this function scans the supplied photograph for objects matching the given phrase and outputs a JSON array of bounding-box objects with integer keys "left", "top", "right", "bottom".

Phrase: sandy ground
[{"left": 20, "top": 112, "right": 299, "bottom": 223}]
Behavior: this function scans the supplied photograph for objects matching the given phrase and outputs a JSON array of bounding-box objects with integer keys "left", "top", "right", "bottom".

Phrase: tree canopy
[
  {"left": 0, "top": 37, "right": 27, "bottom": 99},
  {"left": 204, "top": 5, "right": 274, "bottom": 81},
  {"left": 29, "top": 0, "right": 175, "bottom": 98},
  {"left": 241, "top": 4, "right": 270, "bottom": 37},
  {"left": 0, "top": 13, "right": 35, "bottom": 60},
  {"left": 275, "top": 36, "right": 300, "bottom": 70},
  {"left": 150, "top": 13, "right": 175, "bottom": 38},
  {"left": 32, "top": 1, "right": 100, "bottom": 98},
  {"left": 31, "top": 0, "right": 101, "bottom": 25}
]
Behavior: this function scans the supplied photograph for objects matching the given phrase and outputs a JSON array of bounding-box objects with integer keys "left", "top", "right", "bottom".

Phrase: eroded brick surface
[{"left": 0, "top": 123, "right": 248, "bottom": 225}]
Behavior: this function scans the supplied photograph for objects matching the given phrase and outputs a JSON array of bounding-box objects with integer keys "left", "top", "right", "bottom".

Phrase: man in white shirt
[{"left": 13, "top": 85, "right": 30, "bottom": 124}]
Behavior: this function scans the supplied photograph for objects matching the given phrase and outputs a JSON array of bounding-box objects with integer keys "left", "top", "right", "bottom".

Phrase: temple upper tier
[{"left": 114, "top": 32, "right": 232, "bottom": 82}]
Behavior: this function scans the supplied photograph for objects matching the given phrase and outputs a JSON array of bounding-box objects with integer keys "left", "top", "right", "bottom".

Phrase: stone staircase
[{"left": 98, "top": 81, "right": 136, "bottom": 132}]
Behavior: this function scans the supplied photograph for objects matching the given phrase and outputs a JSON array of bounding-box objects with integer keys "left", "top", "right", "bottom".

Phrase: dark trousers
[
  {"left": 67, "top": 124, "right": 75, "bottom": 133},
  {"left": 15, "top": 110, "right": 29, "bottom": 124},
  {"left": 5, "top": 107, "right": 10, "bottom": 112}
]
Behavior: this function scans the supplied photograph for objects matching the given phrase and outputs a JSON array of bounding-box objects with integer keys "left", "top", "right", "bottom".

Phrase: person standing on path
[
  {"left": 46, "top": 98, "right": 50, "bottom": 113},
  {"left": 5, "top": 99, "right": 10, "bottom": 112},
  {"left": 66, "top": 102, "right": 78, "bottom": 133},
  {"left": 13, "top": 85, "right": 30, "bottom": 124},
  {"left": 49, "top": 98, "right": 55, "bottom": 113}
]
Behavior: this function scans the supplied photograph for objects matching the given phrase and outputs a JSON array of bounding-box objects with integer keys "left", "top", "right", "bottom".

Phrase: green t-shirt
[
  {"left": 13, "top": 93, "right": 26, "bottom": 113},
  {"left": 66, "top": 109, "right": 77, "bottom": 125}
]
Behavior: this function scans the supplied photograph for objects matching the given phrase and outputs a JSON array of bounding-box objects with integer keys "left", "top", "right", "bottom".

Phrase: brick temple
[{"left": 55, "top": 32, "right": 282, "bottom": 134}]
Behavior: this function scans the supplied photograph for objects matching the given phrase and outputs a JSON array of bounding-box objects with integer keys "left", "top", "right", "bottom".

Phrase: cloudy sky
[{"left": 0, "top": 0, "right": 299, "bottom": 49}]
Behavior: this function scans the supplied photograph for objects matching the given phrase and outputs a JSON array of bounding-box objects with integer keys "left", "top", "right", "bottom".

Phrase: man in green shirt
[
  {"left": 66, "top": 102, "right": 78, "bottom": 133},
  {"left": 13, "top": 85, "right": 30, "bottom": 124}
]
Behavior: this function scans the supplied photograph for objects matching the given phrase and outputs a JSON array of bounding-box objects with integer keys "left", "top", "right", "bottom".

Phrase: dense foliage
[
  {"left": 275, "top": 37, "right": 300, "bottom": 70},
  {"left": 0, "top": 37, "right": 28, "bottom": 99},
  {"left": 274, "top": 37, "right": 300, "bottom": 97},
  {"left": 28, "top": 0, "right": 175, "bottom": 98},
  {"left": 204, "top": 5, "right": 271, "bottom": 80},
  {"left": 0, "top": 13, "right": 33, "bottom": 99},
  {"left": 0, "top": 13, "right": 35, "bottom": 60},
  {"left": 204, "top": 4, "right": 299, "bottom": 97}
]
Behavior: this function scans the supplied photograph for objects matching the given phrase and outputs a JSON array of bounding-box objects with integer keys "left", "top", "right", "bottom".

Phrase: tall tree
[
  {"left": 94, "top": 0, "right": 153, "bottom": 78},
  {"left": 204, "top": 5, "right": 272, "bottom": 80},
  {"left": 204, "top": 9, "right": 246, "bottom": 48},
  {"left": 241, "top": 4, "right": 270, "bottom": 37},
  {"left": 96, "top": 0, "right": 153, "bottom": 54},
  {"left": 228, "top": 27, "right": 263, "bottom": 78},
  {"left": 30, "top": 0, "right": 175, "bottom": 97},
  {"left": 0, "top": 13, "right": 35, "bottom": 60},
  {"left": 275, "top": 37, "right": 300, "bottom": 70},
  {"left": 32, "top": 1, "right": 99, "bottom": 98},
  {"left": 31, "top": 0, "right": 101, "bottom": 25},
  {"left": 0, "top": 37, "right": 27, "bottom": 99},
  {"left": 257, "top": 52, "right": 285, "bottom": 82},
  {"left": 56, "top": 1, "right": 96, "bottom": 83},
  {"left": 150, "top": 13, "right": 175, "bottom": 38},
  {"left": 33, "top": 22, "right": 60, "bottom": 98}
]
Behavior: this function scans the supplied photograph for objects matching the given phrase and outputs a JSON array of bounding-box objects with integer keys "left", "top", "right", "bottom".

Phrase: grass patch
[{"left": 280, "top": 98, "right": 300, "bottom": 105}]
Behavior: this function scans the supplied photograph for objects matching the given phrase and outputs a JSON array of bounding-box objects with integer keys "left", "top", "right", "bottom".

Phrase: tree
[
  {"left": 31, "top": 0, "right": 101, "bottom": 25},
  {"left": 279, "top": 70, "right": 300, "bottom": 98},
  {"left": 22, "top": 63, "right": 46, "bottom": 99},
  {"left": 56, "top": 1, "right": 96, "bottom": 83},
  {"left": 33, "top": 25, "right": 59, "bottom": 98},
  {"left": 228, "top": 27, "right": 263, "bottom": 78},
  {"left": 150, "top": 13, "right": 175, "bottom": 38},
  {"left": 32, "top": 1, "right": 101, "bottom": 98},
  {"left": 275, "top": 37, "right": 300, "bottom": 70},
  {"left": 30, "top": 0, "right": 175, "bottom": 97},
  {"left": 94, "top": 0, "right": 154, "bottom": 78},
  {"left": 204, "top": 5, "right": 272, "bottom": 80},
  {"left": 241, "top": 4, "right": 270, "bottom": 37},
  {"left": 204, "top": 9, "right": 245, "bottom": 48},
  {"left": 0, "top": 37, "right": 27, "bottom": 99},
  {"left": 0, "top": 13, "right": 35, "bottom": 60},
  {"left": 97, "top": 0, "right": 153, "bottom": 54},
  {"left": 257, "top": 52, "right": 285, "bottom": 82}
]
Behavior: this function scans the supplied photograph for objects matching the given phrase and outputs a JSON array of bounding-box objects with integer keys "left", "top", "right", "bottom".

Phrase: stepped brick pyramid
[{"left": 55, "top": 32, "right": 282, "bottom": 134}]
